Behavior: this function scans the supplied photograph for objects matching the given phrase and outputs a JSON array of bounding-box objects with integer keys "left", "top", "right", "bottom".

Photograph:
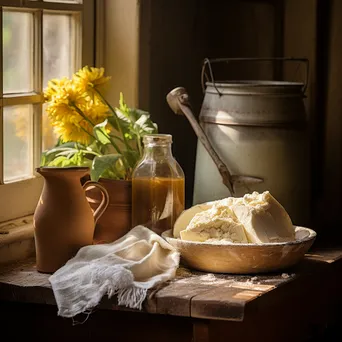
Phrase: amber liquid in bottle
[
  {"left": 132, "top": 177, "right": 185, "bottom": 235},
  {"left": 132, "top": 134, "right": 185, "bottom": 235}
]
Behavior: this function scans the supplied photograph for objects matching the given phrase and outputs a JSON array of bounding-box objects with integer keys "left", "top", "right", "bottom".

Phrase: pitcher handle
[{"left": 83, "top": 181, "right": 109, "bottom": 224}]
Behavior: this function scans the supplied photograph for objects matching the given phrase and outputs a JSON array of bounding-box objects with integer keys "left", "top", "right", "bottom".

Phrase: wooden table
[{"left": 1, "top": 249, "right": 342, "bottom": 342}]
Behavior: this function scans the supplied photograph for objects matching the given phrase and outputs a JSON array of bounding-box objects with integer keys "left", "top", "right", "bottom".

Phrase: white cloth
[{"left": 49, "top": 226, "right": 180, "bottom": 318}]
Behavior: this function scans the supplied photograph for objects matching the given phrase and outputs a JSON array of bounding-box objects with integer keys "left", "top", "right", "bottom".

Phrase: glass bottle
[{"left": 132, "top": 134, "right": 185, "bottom": 235}]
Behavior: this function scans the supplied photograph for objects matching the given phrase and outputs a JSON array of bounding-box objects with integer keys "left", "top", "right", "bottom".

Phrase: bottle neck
[{"left": 143, "top": 143, "right": 173, "bottom": 161}]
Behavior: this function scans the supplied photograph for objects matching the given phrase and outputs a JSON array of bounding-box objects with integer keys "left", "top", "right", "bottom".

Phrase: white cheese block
[
  {"left": 173, "top": 204, "right": 212, "bottom": 238},
  {"left": 179, "top": 205, "right": 248, "bottom": 243},
  {"left": 231, "top": 191, "right": 295, "bottom": 243},
  {"left": 173, "top": 196, "right": 242, "bottom": 238}
]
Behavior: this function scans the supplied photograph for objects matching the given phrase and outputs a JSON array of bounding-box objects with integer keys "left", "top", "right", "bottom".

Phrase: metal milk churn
[{"left": 167, "top": 58, "right": 310, "bottom": 226}]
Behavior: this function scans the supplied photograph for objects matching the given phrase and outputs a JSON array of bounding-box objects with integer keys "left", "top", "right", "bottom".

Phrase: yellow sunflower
[
  {"left": 43, "top": 67, "right": 112, "bottom": 146},
  {"left": 44, "top": 77, "right": 69, "bottom": 102},
  {"left": 46, "top": 95, "right": 111, "bottom": 145},
  {"left": 45, "top": 77, "right": 87, "bottom": 107},
  {"left": 52, "top": 120, "right": 93, "bottom": 146},
  {"left": 81, "top": 96, "right": 110, "bottom": 123},
  {"left": 73, "top": 66, "right": 111, "bottom": 93}
]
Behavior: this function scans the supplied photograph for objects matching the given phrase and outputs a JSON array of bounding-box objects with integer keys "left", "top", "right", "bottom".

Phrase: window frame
[{"left": 0, "top": 0, "right": 95, "bottom": 223}]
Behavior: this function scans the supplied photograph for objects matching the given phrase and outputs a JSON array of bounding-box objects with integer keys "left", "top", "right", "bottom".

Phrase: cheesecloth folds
[{"left": 49, "top": 226, "right": 180, "bottom": 318}]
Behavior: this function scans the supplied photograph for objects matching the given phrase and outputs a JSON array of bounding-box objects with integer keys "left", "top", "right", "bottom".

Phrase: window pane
[
  {"left": 4, "top": 105, "right": 33, "bottom": 183},
  {"left": 43, "top": 13, "right": 76, "bottom": 151},
  {"left": 43, "top": 13, "right": 75, "bottom": 86},
  {"left": 3, "top": 11, "right": 34, "bottom": 94}
]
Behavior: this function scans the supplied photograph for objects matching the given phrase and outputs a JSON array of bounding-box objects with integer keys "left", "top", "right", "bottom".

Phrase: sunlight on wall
[{"left": 103, "top": 0, "right": 139, "bottom": 109}]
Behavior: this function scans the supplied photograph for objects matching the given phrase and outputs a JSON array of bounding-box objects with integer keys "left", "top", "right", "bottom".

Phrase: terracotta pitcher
[{"left": 33, "top": 167, "right": 109, "bottom": 273}]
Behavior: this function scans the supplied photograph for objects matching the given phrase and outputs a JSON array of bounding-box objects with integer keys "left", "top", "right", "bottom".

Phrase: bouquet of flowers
[{"left": 41, "top": 66, "right": 158, "bottom": 181}]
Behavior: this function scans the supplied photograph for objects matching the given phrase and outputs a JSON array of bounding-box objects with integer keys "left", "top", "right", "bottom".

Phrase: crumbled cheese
[
  {"left": 180, "top": 205, "right": 248, "bottom": 243},
  {"left": 177, "top": 191, "right": 295, "bottom": 244}
]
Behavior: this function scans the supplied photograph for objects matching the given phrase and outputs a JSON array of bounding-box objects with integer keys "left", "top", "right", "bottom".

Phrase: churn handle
[
  {"left": 166, "top": 87, "right": 264, "bottom": 195},
  {"left": 201, "top": 57, "right": 310, "bottom": 94},
  {"left": 166, "top": 87, "right": 235, "bottom": 194},
  {"left": 83, "top": 181, "right": 109, "bottom": 224}
]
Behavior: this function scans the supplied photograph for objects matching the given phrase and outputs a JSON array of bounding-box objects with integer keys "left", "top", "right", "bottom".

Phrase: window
[{"left": 0, "top": 0, "right": 95, "bottom": 222}]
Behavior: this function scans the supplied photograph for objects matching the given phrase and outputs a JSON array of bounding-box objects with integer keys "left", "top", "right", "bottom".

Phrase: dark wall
[{"left": 139, "top": 0, "right": 209, "bottom": 208}]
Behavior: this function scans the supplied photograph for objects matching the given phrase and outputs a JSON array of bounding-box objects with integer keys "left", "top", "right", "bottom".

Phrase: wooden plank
[
  {"left": 154, "top": 268, "right": 280, "bottom": 317},
  {"left": 1, "top": 248, "right": 342, "bottom": 322},
  {"left": 190, "top": 274, "right": 283, "bottom": 321},
  {"left": 191, "top": 286, "right": 251, "bottom": 321},
  {"left": 153, "top": 267, "right": 222, "bottom": 316},
  {"left": 305, "top": 248, "right": 342, "bottom": 263},
  {"left": 154, "top": 280, "right": 217, "bottom": 317}
]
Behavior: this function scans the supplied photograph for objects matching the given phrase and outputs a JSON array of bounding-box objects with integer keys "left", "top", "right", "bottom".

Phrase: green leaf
[
  {"left": 86, "top": 139, "right": 109, "bottom": 155},
  {"left": 133, "top": 113, "right": 158, "bottom": 136},
  {"left": 107, "top": 115, "right": 119, "bottom": 131},
  {"left": 119, "top": 92, "right": 129, "bottom": 112},
  {"left": 48, "top": 147, "right": 79, "bottom": 155},
  {"left": 55, "top": 150, "right": 79, "bottom": 157},
  {"left": 107, "top": 110, "right": 131, "bottom": 139},
  {"left": 44, "top": 142, "right": 80, "bottom": 154},
  {"left": 41, "top": 142, "right": 93, "bottom": 168},
  {"left": 100, "top": 168, "right": 119, "bottom": 180},
  {"left": 91, "top": 154, "right": 122, "bottom": 181},
  {"left": 41, "top": 149, "right": 71, "bottom": 166},
  {"left": 40, "top": 141, "right": 88, "bottom": 166},
  {"left": 123, "top": 150, "right": 140, "bottom": 169},
  {"left": 113, "top": 106, "right": 158, "bottom": 142},
  {"left": 40, "top": 151, "right": 51, "bottom": 166},
  {"left": 93, "top": 119, "right": 111, "bottom": 145},
  {"left": 48, "top": 156, "right": 79, "bottom": 167},
  {"left": 114, "top": 93, "right": 158, "bottom": 139},
  {"left": 114, "top": 108, "right": 130, "bottom": 124}
]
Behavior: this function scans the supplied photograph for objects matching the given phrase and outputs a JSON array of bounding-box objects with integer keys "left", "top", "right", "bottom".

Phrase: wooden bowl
[{"left": 162, "top": 226, "right": 316, "bottom": 274}]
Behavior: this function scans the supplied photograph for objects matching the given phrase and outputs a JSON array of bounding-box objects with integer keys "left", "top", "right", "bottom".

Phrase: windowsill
[{"left": 0, "top": 215, "right": 35, "bottom": 266}]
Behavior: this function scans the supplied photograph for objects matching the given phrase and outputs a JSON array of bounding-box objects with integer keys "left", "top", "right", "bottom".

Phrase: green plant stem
[
  {"left": 55, "top": 149, "right": 101, "bottom": 158},
  {"left": 72, "top": 103, "right": 130, "bottom": 173},
  {"left": 81, "top": 150, "right": 101, "bottom": 157},
  {"left": 94, "top": 88, "right": 132, "bottom": 151},
  {"left": 109, "top": 134, "right": 125, "bottom": 144},
  {"left": 73, "top": 103, "right": 121, "bottom": 153},
  {"left": 72, "top": 103, "right": 96, "bottom": 126},
  {"left": 78, "top": 124, "right": 97, "bottom": 141}
]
